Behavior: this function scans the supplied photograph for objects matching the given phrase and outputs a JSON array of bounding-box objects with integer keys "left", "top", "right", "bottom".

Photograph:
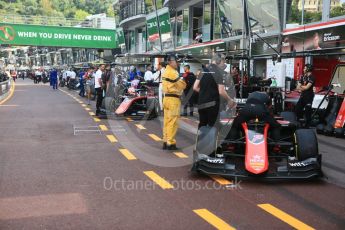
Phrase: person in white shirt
[
  {"left": 94, "top": 64, "right": 105, "bottom": 115},
  {"left": 144, "top": 65, "right": 154, "bottom": 82},
  {"left": 153, "top": 62, "right": 166, "bottom": 111},
  {"left": 69, "top": 70, "right": 76, "bottom": 79}
]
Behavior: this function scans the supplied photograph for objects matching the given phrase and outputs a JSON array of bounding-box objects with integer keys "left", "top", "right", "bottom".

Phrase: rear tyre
[{"left": 294, "top": 129, "right": 319, "bottom": 161}]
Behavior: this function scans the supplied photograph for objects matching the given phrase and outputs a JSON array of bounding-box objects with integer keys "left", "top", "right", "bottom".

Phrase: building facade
[{"left": 114, "top": 0, "right": 345, "bottom": 87}]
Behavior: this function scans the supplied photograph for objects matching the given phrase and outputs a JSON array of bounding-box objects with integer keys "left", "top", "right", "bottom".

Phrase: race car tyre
[
  {"left": 280, "top": 111, "right": 297, "bottom": 124},
  {"left": 294, "top": 129, "right": 319, "bottom": 161},
  {"left": 323, "top": 125, "right": 334, "bottom": 136},
  {"left": 316, "top": 124, "right": 325, "bottom": 134},
  {"left": 334, "top": 128, "right": 344, "bottom": 138}
]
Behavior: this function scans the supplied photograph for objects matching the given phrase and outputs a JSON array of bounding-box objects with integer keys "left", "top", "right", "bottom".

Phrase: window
[
  {"left": 213, "top": 0, "right": 221, "bottom": 39},
  {"left": 203, "top": 0, "right": 211, "bottom": 25},
  {"left": 330, "top": 0, "right": 345, "bottom": 18},
  {"left": 287, "top": 0, "right": 323, "bottom": 25},
  {"left": 217, "top": 0, "right": 244, "bottom": 38},
  {"left": 247, "top": 0, "right": 280, "bottom": 34}
]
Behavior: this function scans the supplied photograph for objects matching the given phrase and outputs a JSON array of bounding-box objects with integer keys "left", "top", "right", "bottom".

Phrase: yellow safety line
[
  {"left": 209, "top": 175, "right": 233, "bottom": 185},
  {"left": 94, "top": 117, "right": 101, "bottom": 122},
  {"left": 89, "top": 112, "right": 95, "bottom": 116},
  {"left": 81, "top": 104, "right": 86, "bottom": 107},
  {"left": 106, "top": 135, "right": 118, "bottom": 143},
  {"left": 119, "top": 149, "right": 137, "bottom": 160},
  {"left": 99, "top": 125, "right": 108, "bottom": 131},
  {"left": 193, "top": 209, "right": 236, "bottom": 230},
  {"left": 135, "top": 124, "right": 146, "bottom": 130},
  {"left": 85, "top": 107, "right": 91, "bottom": 111},
  {"left": 0, "top": 80, "right": 15, "bottom": 105},
  {"left": 126, "top": 117, "right": 133, "bottom": 122},
  {"left": 174, "top": 152, "right": 188, "bottom": 159},
  {"left": 258, "top": 204, "right": 315, "bottom": 230},
  {"left": 143, "top": 171, "right": 174, "bottom": 189},
  {"left": 148, "top": 134, "right": 162, "bottom": 142}
]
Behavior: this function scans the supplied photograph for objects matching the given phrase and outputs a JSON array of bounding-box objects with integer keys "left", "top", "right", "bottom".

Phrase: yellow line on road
[
  {"left": 209, "top": 175, "right": 233, "bottom": 185},
  {"left": 119, "top": 149, "right": 137, "bottom": 160},
  {"left": 143, "top": 171, "right": 173, "bottom": 189},
  {"left": 106, "top": 135, "right": 118, "bottom": 143},
  {"left": 81, "top": 104, "right": 86, "bottom": 107},
  {"left": 89, "top": 112, "right": 95, "bottom": 116},
  {"left": 99, "top": 125, "right": 108, "bottom": 131},
  {"left": 93, "top": 118, "right": 101, "bottom": 122},
  {"left": 135, "top": 124, "right": 146, "bottom": 130},
  {"left": 126, "top": 117, "right": 133, "bottom": 122},
  {"left": 85, "top": 107, "right": 91, "bottom": 111},
  {"left": 193, "top": 209, "right": 236, "bottom": 230},
  {"left": 0, "top": 80, "right": 15, "bottom": 105},
  {"left": 258, "top": 204, "right": 315, "bottom": 230},
  {"left": 174, "top": 152, "right": 188, "bottom": 158},
  {"left": 148, "top": 134, "right": 162, "bottom": 142}
]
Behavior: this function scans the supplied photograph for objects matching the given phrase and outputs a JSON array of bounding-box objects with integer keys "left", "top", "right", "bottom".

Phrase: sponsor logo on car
[{"left": 206, "top": 158, "right": 224, "bottom": 164}]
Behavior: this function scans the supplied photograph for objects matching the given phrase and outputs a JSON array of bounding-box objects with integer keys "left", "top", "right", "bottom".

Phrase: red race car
[{"left": 192, "top": 111, "right": 322, "bottom": 179}]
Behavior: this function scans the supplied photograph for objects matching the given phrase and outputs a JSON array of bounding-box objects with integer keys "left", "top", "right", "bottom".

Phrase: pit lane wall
[{"left": 0, "top": 78, "right": 12, "bottom": 102}]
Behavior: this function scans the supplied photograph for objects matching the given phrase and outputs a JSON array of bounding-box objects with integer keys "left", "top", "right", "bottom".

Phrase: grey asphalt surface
[{"left": 0, "top": 79, "right": 344, "bottom": 229}]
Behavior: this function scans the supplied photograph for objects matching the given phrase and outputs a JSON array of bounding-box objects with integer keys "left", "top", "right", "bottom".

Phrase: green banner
[
  {"left": 0, "top": 23, "right": 117, "bottom": 49},
  {"left": 116, "top": 27, "right": 126, "bottom": 52},
  {"left": 146, "top": 12, "right": 160, "bottom": 51},
  {"left": 157, "top": 7, "right": 173, "bottom": 50}
]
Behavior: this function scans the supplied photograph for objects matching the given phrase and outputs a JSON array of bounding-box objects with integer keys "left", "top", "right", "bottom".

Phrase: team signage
[
  {"left": 0, "top": 23, "right": 117, "bottom": 49},
  {"left": 282, "top": 23, "right": 345, "bottom": 53}
]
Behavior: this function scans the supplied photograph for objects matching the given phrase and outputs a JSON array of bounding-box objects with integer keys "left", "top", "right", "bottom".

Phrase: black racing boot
[
  {"left": 167, "top": 144, "right": 178, "bottom": 150},
  {"left": 162, "top": 142, "right": 167, "bottom": 150}
]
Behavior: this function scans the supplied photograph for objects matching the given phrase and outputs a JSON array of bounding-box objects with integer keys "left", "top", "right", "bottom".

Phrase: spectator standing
[
  {"left": 50, "top": 68, "right": 58, "bottom": 90},
  {"left": 79, "top": 69, "right": 85, "bottom": 97},
  {"left": 95, "top": 64, "right": 105, "bottom": 116},
  {"left": 84, "top": 68, "right": 94, "bottom": 105},
  {"left": 153, "top": 62, "right": 166, "bottom": 111},
  {"left": 144, "top": 65, "right": 154, "bottom": 82}
]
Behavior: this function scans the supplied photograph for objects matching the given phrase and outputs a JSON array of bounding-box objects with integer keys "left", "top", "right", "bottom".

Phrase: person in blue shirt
[
  {"left": 50, "top": 68, "right": 58, "bottom": 90},
  {"left": 128, "top": 66, "right": 136, "bottom": 81},
  {"left": 79, "top": 70, "right": 85, "bottom": 97}
]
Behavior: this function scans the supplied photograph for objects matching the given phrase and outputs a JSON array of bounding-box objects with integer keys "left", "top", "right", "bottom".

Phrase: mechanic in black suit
[
  {"left": 296, "top": 64, "right": 315, "bottom": 128},
  {"left": 227, "top": 91, "right": 281, "bottom": 141}
]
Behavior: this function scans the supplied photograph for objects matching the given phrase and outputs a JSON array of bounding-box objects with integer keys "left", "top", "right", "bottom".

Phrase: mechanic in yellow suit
[{"left": 162, "top": 55, "right": 186, "bottom": 150}]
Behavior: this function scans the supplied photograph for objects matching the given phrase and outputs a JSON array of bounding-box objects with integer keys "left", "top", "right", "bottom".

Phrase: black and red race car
[
  {"left": 192, "top": 111, "right": 322, "bottom": 179},
  {"left": 114, "top": 81, "right": 160, "bottom": 120}
]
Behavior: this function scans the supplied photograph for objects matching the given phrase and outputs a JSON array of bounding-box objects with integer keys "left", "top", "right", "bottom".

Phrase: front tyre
[{"left": 294, "top": 129, "right": 319, "bottom": 161}]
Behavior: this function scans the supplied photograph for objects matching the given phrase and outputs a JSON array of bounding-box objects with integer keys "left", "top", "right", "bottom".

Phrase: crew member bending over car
[
  {"left": 296, "top": 64, "right": 315, "bottom": 128},
  {"left": 228, "top": 91, "right": 281, "bottom": 141}
]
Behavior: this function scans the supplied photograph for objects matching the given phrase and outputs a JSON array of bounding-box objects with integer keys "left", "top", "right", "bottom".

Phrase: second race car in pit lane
[{"left": 192, "top": 111, "right": 323, "bottom": 179}]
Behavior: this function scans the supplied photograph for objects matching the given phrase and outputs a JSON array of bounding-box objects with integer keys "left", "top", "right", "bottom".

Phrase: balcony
[{"left": 119, "top": 0, "right": 146, "bottom": 27}]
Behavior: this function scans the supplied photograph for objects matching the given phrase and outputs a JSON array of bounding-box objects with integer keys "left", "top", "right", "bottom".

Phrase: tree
[
  {"left": 330, "top": 5, "right": 345, "bottom": 18},
  {"left": 75, "top": 9, "right": 90, "bottom": 20}
]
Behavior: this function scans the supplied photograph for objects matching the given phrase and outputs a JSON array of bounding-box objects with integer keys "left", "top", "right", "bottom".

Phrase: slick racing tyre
[{"left": 294, "top": 129, "right": 319, "bottom": 161}]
